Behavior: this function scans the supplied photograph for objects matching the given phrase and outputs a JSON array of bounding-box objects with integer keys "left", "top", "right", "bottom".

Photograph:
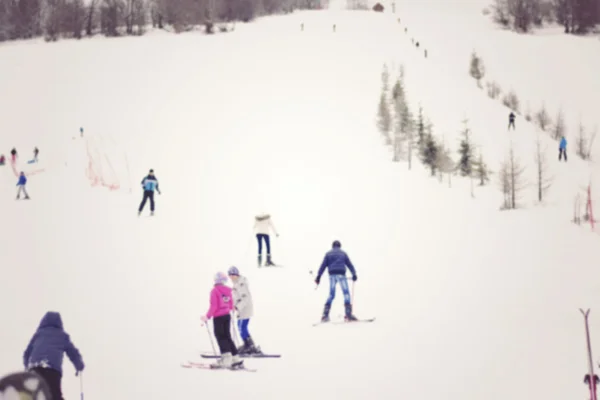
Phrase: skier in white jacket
[
  {"left": 227, "top": 266, "right": 261, "bottom": 355},
  {"left": 254, "top": 213, "right": 279, "bottom": 266}
]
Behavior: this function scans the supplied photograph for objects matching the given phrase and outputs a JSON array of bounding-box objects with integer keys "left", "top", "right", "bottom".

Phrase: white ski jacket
[
  {"left": 232, "top": 276, "right": 254, "bottom": 320},
  {"left": 254, "top": 214, "right": 278, "bottom": 236}
]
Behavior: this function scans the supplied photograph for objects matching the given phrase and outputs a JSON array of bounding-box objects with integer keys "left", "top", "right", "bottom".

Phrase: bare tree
[
  {"left": 534, "top": 135, "right": 552, "bottom": 202},
  {"left": 473, "top": 151, "right": 491, "bottom": 186},
  {"left": 575, "top": 121, "right": 598, "bottom": 160},
  {"left": 486, "top": 81, "right": 502, "bottom": 99},
  {"left": 436, "top": 138, "right": 455, "bottom": 188},
  {"left": 499, "top": 143, "right": 526, "bottom": 210},
  {"left": 552, "top": 108, "right": 566, "bottom": 140},
  {"left": 502, "top": 90, "right": 520, "bottom": 113},
  {"left": 535, "top": 103, "right": 551, "bottom": 131},
  {"left": 469, "top": 51, "right": 485, "bottom": 87},
  {"left": 381, "top": 64, "right": 389, "bottom": 93},
  {"left": 86, "top": 0, "right": 99, "bottom": 34},
  {"left": 421, "top": 122, "right": 439, "bottom": 177}
]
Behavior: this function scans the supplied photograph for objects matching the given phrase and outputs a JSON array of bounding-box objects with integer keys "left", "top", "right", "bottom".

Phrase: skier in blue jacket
[
  {"left": 315, "top": 240, "right": 358, "bottom": 322},
  {"left": 16, "top": 171, "right": 29, "bottom": 200},
  {"left": 559, "top": 136, "right": 567, "bottom": 162},
  {"left": 23, "top": 311, "right": 85, "bottom": 400},
  {"left": 138, "top": 169, "right": 161, "bottom": 216}
]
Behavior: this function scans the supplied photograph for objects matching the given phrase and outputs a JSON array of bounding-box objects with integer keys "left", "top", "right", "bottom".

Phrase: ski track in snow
[{"left": 1, "top": 4, "right": 600, "bottom": 400}]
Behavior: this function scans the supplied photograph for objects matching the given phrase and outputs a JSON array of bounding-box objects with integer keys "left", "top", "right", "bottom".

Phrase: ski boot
[
  {"left": 231, "top": 353, "right": 244, "bottom": 368},
  {"left": 244, "top": 337, "right": 261, "bottom": 355},
  {"left": 344, "top": 303, "right": 358, "bottom": 321},
  {"left": 257, "top": 254, "right": 262, "bottom": 267},
  {"left": 321, "top": 303, "right": 331, "bottom": 322},
  {"left": 265, "top": 254, "right": 276, "bottom": 266},
  {"left": 212, "top": 352, "right": 233, "bottom": 369},
  {"left": 150, "top": 211, "right": 154, "bottom": 216}
]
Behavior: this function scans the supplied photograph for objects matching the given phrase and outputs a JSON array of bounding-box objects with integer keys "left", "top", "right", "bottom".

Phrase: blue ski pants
[
  {"left": 326, "top": 275, "right": 351, "bottom": 306},
  {"left": 237, "top": 318, "right": 250, "bottom": 340}
]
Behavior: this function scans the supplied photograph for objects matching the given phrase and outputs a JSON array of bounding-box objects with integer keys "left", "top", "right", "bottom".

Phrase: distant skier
[
  {"left": 0, "top": 155, "right": 5, "bottom": 165},
  {"left": 33, "top": 147, "right": 39, "bottom": 162},
  {"left": 10, "top": 148, "right": 17, "bottom": 163},
  {"left": 0, "top": 371, "right": 52, "bottom": 400},
  {"left": 201, "top": 272, "right": 244, "bottom": 369},
  {"left": 559, "top": 136, "right": 567, "bottom": 162},
  {"left": 254, "top": 213, "right": 279, "bottom": 266},
  {"left": 228, "top": 266, "right": 261, "bottom": 355},
  {"left": 138, "top": 169, "right": 160, "bottom": 216},
  {"left": 333, "top": 24, "right": 336, "bottom": 32},
  {"left": 80, "top": 127, "right": 84, "bottom": 137},
  {"left": 16, "top": 172, "right": 29, "bottom": 200},
  {"left": 314, "top": 240, "right": 358, "bottom": 322},
  {"left": 508, "top": 112, "right": 516, "bottom": 130},
  {"left": 301, "top": 22, "right": 304, "bottom": 31},
  {"left": 23, "top": 311, "right": 85, "bottom": 400}
]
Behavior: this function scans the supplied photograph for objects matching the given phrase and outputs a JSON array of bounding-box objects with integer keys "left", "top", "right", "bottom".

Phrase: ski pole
[
  {"left": 205, "top": 323, "right": 217, "bottom": 356},
  {"left": 351, "top": 281, "right": 355, "bottom": 305},
  {"left": 231, "top": 314, "right": 241, "bottom": 347},
  {"left": 79, "top": 372, "right": 84, "bottom": 400}
]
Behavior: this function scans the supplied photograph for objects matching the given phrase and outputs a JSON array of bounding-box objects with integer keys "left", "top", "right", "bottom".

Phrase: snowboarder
[
  {"left": 33, "top": 147, "right": 39, "bottom": 162},
  {"left": 138, "top": 169, "right": 160, "bottom": 216},
  {"left": 201, "top": 272, "right": 244, "bottom": 369},
  {"left": 314, "top": 240, "right": 358, "bottom": 322},
  {"left": 0, "top": 371, "right": 52, "bottom": 400},
  {"left": 0, "top": 155, "right": 5, "bottom": 166},
  {"left": 254, "top": 213, "right": 279, "bottom": 266},
  {"left": 227, "top": 266, "right": 260, "bottom": 355},
  {"left": 16, "top": 172, "right": 29, "bottom": 200},
  {"left": 559, "top": 136, "right": 567, "bottom": 161},
  {"left": 508, "top": 112, "right": 516, "bottom": 130},
  {"left": 23, "top": 311, "right": 85, "bottom": 400},
  {"left": 10, "top": 148, "right": 17, "bottom": 163}
]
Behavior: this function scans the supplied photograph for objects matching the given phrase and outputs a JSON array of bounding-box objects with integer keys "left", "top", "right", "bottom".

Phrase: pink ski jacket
[{"left": 205, "top": 284, "right": 233, "bottom": 320}]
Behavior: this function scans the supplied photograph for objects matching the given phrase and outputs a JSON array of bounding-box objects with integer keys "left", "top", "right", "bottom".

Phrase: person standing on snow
[
  {"left": 254, "top": 213, "right": 279, "bottom": 266},
  {"left": 201, "top": 272, "right": 244, "bottom": 369},
  {"left": 33, "top": 147, "right": 39, "bottom": 162},
  {"left": 227, "top": 266, "right": 261, "bottom": 355},
  {"left": 16, "top": 171, "right": 29, "bottom": 200},
  {"left": 508, "top": 112, "right": 516, "bottom": 130},
  {"left": 138, "top": 169, "right": 160, "bottom": 216},
  {"left": 559, "top": 136, "right": 568, "bottom": 162},
  {"left": 10, "top": 148, "right": 17, "bottom": 163},
  {"left": 0, "top": 155, "right": 5, "bottom": 166},
  {"left": 23, "top": 311, "right": 85, "bottom": 400},
  {"left": 315, "top": 240, "right": 358, "bottom": 322}
]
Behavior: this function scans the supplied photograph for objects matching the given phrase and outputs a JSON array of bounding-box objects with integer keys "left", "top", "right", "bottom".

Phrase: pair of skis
[
  {"left": 182, "top": 352, "right": 282, "bottom": 373},
  {"left": 312, "top": 317, "right": 375, "bottom": 326}
]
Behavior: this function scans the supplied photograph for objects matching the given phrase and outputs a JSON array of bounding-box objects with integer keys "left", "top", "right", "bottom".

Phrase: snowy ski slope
[{"left": 1, "top": 3, "right": 600, "bottom": 400}]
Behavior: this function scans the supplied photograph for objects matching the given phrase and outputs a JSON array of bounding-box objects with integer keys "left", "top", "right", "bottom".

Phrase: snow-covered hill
[{"left": 1, "top": 6, "right": 599, "bottom": 400}]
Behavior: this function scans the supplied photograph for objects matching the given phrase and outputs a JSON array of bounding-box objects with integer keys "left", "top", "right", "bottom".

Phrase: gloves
[
  {"left": 201, "top": 315, "right": 208, "bottom": 323},
  {"left": 315, "top": 276, "right": 320, "bottom": 285},
  {"left": 352, "top": 275, "right": 357, "bottom": 282}
]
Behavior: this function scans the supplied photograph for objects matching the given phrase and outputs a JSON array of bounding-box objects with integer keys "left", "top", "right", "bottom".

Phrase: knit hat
[
  {"left": 227, "top": 266, "right": 240, "bottom": 276},
  {"left": 332, "top": 240, "right": 341, "bottom": 248},
  {"left": 214, "top": 272, "right": 228, "bottom": 285}
]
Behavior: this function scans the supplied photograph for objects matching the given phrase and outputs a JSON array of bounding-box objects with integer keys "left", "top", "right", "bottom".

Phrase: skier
[
  {"left": 227, "top": 266, "right": 260, "bottom": 355},
  {"left": 23, "top": 311, "right": 85, "bottom": 400},
  {"left": 314, "top": 240, "right": 358, "bottom": 322},
  {"left": 201, "top": 272, "right": 244, "bottom": 369},
  {"left": 0, "top": 155, "right": 5, "bottom": 165},
  {"left": 33, "top": 147, "right": 39, "bottom": 162},
  {"left": 16, "top": 172, "right": 29, "bottom": 200},
  {"left": 559, "top": 136, "right": 567, "bottom": 162},
  {"left": 10, "top": 148, "right": 17, "bottom": 163},
  {"left": 254, "top": 213, "right": 279, "bottom": 266},
  {"left": 138, "top": 169, "right": 160, "bottom": 216},
  {"left": 508, "top": 112, "right": 516, "bottom": 130},
  {"left": 0, "top": 371, "right": 52, "bottom": 400},
  {"left": 80, "top": 127, "right": 84, "bottom": 137}
]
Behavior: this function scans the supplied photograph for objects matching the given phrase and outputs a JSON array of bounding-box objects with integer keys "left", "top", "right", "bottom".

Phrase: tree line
[
  {"left": 0, "top": 0, "right": 326, "bottom": 42},
  {"left": 490, "top": 0, "right": 600, "bottom": 34}
]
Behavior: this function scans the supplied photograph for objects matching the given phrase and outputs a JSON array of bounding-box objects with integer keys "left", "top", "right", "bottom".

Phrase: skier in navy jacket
[
  {"left": 23, "top": 311, "right": 85, "bottom": 400},
  {"left": 138, "top": 169, "right": 161, "bottom": 216},
  {"left": 315, "top": 240, "right": 358, "bottom": 322}
]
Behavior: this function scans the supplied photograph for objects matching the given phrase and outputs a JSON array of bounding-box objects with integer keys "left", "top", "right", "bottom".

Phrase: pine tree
[
  {"left": 473, "top": 152, "right": 490, "bottom": 186},
  {"left": 422, "top": 126, "right": 439, "bottom": 176},
  {"left": 381, "top": 64, "right": 390, "bottom": 93},
  {"left": 469, "top": 51, "right": 485, "bottom": 87},
  {"left": 457, "top": 120, "right": 474, "bottom": 177},
  {"left": 376, "top": 91, "right": 392, "bottom": 145},
  {"left": 416, "top": 105, "right": 425, "bottom": 150}
]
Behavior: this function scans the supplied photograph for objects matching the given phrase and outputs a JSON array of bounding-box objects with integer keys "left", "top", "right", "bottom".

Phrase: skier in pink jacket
[{"left": 201, "top": 272, "right": 244, "bottom": 369}]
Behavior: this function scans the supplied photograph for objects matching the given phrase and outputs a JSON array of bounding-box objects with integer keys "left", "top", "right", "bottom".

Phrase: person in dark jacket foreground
[
  {"left": 315, "top": 240, "right": 358, "bottom": 322},
  {"left": 23, "top": 311, "right": 85, "bottom": 400}
]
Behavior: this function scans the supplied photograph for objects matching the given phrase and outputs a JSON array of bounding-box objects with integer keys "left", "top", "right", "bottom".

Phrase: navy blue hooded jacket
[
  {"left": 23, "top": 312, "right": 85, "bottom": 375},
  {"left": 317, "top": 248, "right": 357, "bottom": 279}
]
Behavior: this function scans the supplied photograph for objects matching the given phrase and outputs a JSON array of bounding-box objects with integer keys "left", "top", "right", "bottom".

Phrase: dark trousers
[
  {"left": 139, "top": 190, "right": 155, "bottom": 212},
  {"left": 30, "top": 367, "right": 63, "bottom": 400},
  {"left": 508, "top": 120, "right": 515, "bottom": 130},
  {"left": 256, "top": 234, "right": 271, "bottom": 255},
  {"left": 559, "top": 148, "right": 567, "bottom": 161},
  {"left": 213, "top": 314, "right": 238, "bottom": 356}
]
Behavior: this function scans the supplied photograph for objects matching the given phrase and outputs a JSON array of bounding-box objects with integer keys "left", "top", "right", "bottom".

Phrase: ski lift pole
[{"left": 580, "top": 308, "right": 597, "bottom": 400}]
